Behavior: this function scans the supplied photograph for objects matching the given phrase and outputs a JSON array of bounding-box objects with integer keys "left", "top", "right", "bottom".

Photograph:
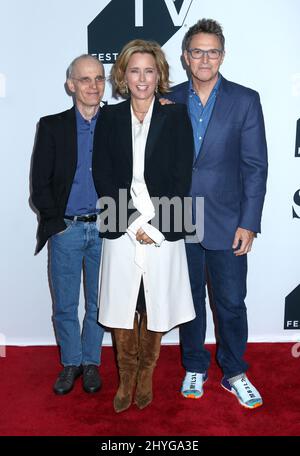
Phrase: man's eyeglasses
[
  {"left": 71, "top": 76, "right": 106, "bottom": 86},
  {"left": 188, "top": 48, "right": 223, "bottom": 60}
]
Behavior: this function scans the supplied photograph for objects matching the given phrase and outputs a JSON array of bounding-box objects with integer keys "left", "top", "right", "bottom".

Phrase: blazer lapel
[
  {"left": 118, "top": 99, "right": 133, "bottom": 168},
  {"left": 145, "top": 98, "right": 166, "bottom": 165},
  {"left": 64, "top": 107, "right": 78, "bottom": 191}
]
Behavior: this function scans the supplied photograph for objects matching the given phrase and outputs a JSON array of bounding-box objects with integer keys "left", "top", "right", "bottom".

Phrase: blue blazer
[{"left": 166, "top": 75, "right": 268, "bottom": 250}]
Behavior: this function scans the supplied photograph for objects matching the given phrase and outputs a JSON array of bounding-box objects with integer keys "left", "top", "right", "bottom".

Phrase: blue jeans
[
  {"left": 180, "top": 242, "right": 248, "bottom": 378},
  {"left": 49, "top": 219, "right": 104, "bottom": 367}
]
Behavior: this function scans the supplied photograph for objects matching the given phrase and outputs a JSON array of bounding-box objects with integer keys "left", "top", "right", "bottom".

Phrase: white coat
[{"left": 98, "top": 100, "right": 195, "bottom": 332}]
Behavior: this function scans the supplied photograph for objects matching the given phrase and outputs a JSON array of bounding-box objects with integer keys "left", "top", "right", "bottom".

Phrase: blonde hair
[{"left": 111, "top": 39, "right": 170, "bottom": 96}]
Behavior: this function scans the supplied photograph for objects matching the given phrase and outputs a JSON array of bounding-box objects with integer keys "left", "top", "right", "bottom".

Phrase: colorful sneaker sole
[
  {"left": 181, "top": 375, "right": 208, "bottom": 399},
  {"left": 181, "top": 390, "right": 203, "bottom": 399},
  {"left": 221, "top": 381, "right": 263, "bottom": 409}
]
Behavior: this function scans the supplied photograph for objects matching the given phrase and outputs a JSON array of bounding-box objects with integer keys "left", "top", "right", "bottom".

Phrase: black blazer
[
  {"left": 92, "top": 98, "right": 194, "bottom": 241},
  {"left": 31, "top": 106, "right": 102, "bottom": 254}
]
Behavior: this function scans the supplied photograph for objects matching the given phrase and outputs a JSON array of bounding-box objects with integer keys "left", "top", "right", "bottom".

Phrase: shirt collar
[
  {"left": 130, "top": 96, "right": 155, "bottom": 127},
  {"left": 189, "top": 73, "right": 222, "bottom": 97},
  {"left": 75, "top": 106, "right": 100, "bottom": 124}
]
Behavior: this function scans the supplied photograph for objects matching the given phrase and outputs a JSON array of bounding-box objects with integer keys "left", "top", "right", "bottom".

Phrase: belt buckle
[
  {"left": 72, "top": 214, "right": 97, "bottom": 222},
  {"left": 86, "top": 214, "right": 96, "bottom": 222}
]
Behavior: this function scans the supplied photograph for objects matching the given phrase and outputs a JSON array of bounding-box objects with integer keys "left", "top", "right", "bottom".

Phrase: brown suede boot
[
  {"left": 134, "top": 313, "right": 163, "bottom": 409},
  {"left": 113, "top": 313, "right": 139, "bottom": 413}
]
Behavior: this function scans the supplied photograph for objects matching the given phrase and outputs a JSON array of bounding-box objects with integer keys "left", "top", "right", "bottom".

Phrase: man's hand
[
  {"left": 136, "top": 228, "right": 154, "bottom": 245},
  {"left": 232, "top": 227, "right": 255, "bottom": 256},
  {"left": 159, "top": 98, "right": 174, "bottom": 106}
]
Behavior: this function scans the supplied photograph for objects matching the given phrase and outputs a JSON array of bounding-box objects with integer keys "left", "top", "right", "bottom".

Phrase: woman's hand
[
  {"left": 136, "top": 228, "right": 154, "bottom": 245},
  {"left": 159, "top": 98, "right": 174, "bottom": 105}
]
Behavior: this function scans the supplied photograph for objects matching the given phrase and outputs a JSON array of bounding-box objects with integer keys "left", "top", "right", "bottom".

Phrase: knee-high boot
[
  {"left": 113, "top": 313, "right": 139, "bottom": 413},
  {"left": 134, "top": 313, "right": 163, "bottom": 409}
]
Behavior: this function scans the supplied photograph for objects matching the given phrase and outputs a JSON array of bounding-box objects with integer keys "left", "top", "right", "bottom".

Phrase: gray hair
[
  {"left": 183, "top": 18, "right": 225, "bottom": 51},
  {"left": 67, "top": 54, "right": 104, "bottom": 79}
]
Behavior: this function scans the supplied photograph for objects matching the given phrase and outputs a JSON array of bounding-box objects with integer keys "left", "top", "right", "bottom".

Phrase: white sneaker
[
  {"left": 181, "top": 371, "right": 208, "bottom": 399},
  {"left": 221, "top": 374, "right": 263, "bottom": 409}
]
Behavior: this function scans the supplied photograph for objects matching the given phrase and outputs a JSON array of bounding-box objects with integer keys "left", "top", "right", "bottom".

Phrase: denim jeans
[
  {"left": 49, "top": 219, "right": 104, "bottom": 366},
  {"left": 180, "top": 242, "right": 248, "bottom": 378}
]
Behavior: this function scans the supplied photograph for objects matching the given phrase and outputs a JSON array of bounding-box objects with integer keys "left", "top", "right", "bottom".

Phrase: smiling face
[
  {"left": 125, "top": 52, "right": 159, "bottom": 103},
  {"left": 184, "top": 32, "right": 224, "bottom": 85},
  {"left": 67, "top": 57, "right": 105, "bottom": 112}
]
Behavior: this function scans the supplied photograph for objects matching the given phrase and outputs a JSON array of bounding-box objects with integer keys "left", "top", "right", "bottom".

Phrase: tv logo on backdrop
[
  {"left": 287, "top": 121, "right": 300, "bottom": 332},
  {"left": 88, "top": 0, "right": 193, "bottom": 63},
  {"left": 295, "top": 118, "right": 300, "bottom": 158},
  {"left": 292, "top": 118, "right": 300, "bottom": 218},
  {"left": 284, "top": 284, "right": 300, "bottom": 330}
]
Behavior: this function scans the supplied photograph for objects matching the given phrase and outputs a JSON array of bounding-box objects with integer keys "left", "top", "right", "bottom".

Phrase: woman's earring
[{"left": 124, "top": 82, "right": 128, "bottom": 94}]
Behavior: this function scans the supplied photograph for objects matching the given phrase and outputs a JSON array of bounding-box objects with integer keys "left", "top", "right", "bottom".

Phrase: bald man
[{"left": 32, "top": 55, "right": 106, "bottom": 395}]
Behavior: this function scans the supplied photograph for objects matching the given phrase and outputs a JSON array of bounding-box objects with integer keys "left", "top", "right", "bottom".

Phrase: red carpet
[{"left": 0, "top": 343, "right": 299, "bottom": 436}]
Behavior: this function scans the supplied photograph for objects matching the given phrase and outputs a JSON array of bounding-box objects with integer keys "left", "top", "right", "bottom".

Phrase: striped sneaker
[
  {"left": 221, "top": 374, "right": 263, "bottom": 409},
  {"left": 181, "top": 371, "right": 208, "bottom": 399}
]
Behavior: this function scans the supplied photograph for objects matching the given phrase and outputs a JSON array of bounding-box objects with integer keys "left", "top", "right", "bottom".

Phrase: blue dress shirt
[
  {"left": 65, "top": 107, "right": 99, "bottom": 216},
  {"left": 188, "top": 75, "right": 221, "bottom": 159}
]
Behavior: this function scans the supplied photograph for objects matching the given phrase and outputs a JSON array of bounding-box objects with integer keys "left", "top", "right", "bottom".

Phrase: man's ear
[
  {"left": 66, "top": 78, "right": 75, "bottom": 94},
  {"left": 183, "top": 50, "right": 190, "bottom": 68},
  {"left": 220, "top": 50, "right": 225, "bottom": 65}
]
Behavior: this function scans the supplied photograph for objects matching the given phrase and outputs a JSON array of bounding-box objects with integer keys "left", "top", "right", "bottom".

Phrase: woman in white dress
[{"left": 93, "top": 40, "right": 195, "bottom": 413}]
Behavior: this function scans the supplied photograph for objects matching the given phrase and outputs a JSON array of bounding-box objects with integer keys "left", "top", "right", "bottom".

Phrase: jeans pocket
[{"left": 55, "top": 219, "right": 74, "bottom": 236}]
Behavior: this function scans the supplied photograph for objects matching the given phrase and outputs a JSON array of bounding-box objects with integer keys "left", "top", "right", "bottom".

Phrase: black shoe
[
  {"left": 82, "top": 364, "right": 102, "bottom": 393},
  {"left": 53, "top": 365, "right": 83, "bottom": 395}
]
